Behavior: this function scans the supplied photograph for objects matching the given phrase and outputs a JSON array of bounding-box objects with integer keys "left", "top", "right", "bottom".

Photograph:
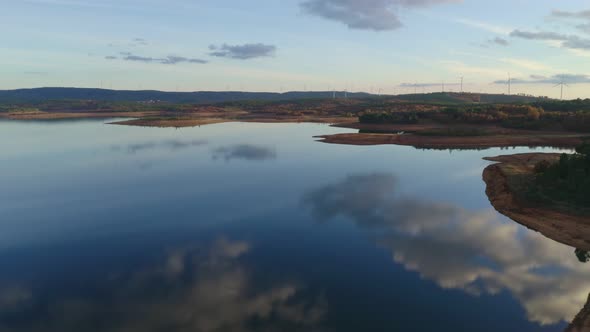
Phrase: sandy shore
[{"left": 483, "top": 153, "right": 590, "bottom": 250}]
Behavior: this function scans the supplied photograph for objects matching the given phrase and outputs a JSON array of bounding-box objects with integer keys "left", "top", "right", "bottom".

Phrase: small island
[{"left": 483, "top": 144, "right": 590, "bottom": 250}]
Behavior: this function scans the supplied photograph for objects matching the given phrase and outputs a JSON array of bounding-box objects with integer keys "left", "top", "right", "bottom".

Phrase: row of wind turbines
[
  {"left": 344, "top": 73, "right": 570, "bottom": 100},
  {"left": 500, "top": 73, "right": 568, "bottom": 100}
]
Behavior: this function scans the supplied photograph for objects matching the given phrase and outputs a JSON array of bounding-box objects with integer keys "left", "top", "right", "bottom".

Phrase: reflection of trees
[
  {"left": 0, "top": 238, "right": 326, "bottom": 332},
  {"left": 576, "top": 249, "right": 590, "bottom": 263},
  {"left": 303, "top": 173, "right": 590, "bottom": 326}
]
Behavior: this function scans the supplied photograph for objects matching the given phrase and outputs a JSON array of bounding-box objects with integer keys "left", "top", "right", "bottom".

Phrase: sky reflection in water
[{"left": 0, "top": 119, "right": 585, "bottom": 332}]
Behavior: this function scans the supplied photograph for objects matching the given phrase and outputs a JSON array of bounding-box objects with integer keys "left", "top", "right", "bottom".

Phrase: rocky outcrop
[{"left": 483, "top": 153, "right": 590, "bottom": 251}]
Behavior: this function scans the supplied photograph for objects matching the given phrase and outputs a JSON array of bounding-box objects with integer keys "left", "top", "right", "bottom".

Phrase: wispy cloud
[
  {"left": 510, "top": 27, "right": 590, "bottom": 51},
  {"left": 550, "top": 9, "right": 590, "bottom": 20},
  {"left": 208, "top": 43, "right": 277, "bottom": 60},
  {"left": 455, "top": 18, "right": 512, "bottom": 35},
  {"left": 510, "top": 29, "right": 569, "bottom": 41},
  {"left": 499, "top": 57, "right": 550, "bottom": 71},
  {"left": 493, "top": 73, "right": 590, "bottom": 85},
  {"left": 489, "top": 37, "right": 509, "bottom": 46},
  {"left": 440, "top": 60, "right": 515, "bottom": 78},
  {"left": 21, "top": 0, "right": 122, "bottom": 9},
  {"left": 23, "top": 71, "right": 49, "bottom": 76},
  {"left": 132, "top": 37, "right": 148, "bottom": 46},
  {"left": 478, "top": 37, "right": 509, "bottom": 48},
  {"left": 501, "top": 8, "right": 590, "bottom": 59},
  {"left": 301, "top": 0, "right": 462, "bottom": 31},
  {"left": 106, "top": 52, "right": 208, "bottom": 65}
]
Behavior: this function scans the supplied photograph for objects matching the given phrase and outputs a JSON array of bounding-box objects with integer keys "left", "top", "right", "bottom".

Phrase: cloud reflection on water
[
  {"left": 212, "top": 145, "right": 277, "bottom": 162},
  {"left": 0, "top": 238, "right": 326, "bottom": 332},
  {"left": 111, "top": 139, "right": 208, "bottom": 154},
  {"left": 303, "top": 173, "right": 590, "bottom": 326}
]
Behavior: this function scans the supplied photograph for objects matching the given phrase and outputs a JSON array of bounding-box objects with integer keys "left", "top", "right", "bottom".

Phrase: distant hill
[
  {"left": 0, "top": 88, "right": 371, "bottom": 104},
  {"left": 0, "top": 88, "right": 550, "bottom": 105}
]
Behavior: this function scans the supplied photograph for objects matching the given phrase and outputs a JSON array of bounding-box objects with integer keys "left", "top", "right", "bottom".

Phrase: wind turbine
[
  {"left": 459, "top": 76, "right": 464, "bottom": 93},
  {"left": 554, "top": 76, "right": 569, "bottom": 100}
]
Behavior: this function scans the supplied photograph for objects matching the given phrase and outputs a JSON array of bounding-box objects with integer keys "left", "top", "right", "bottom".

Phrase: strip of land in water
[
  {"left": 108, "top": 115, "right": 353, "bottom": 128},
  {"left": 3, "top": 111, "right": 587, "bottom": 149},
  {"left": 483, "top": 153, "right": 590, "bottom": 250},
  {"left": 2, "top": 93, "right": 590, "bottom": 149},
  {"left": 317, "top": 130, "right": 586, "bottom": 149},
  {"left": 0, "top": 110, "right": 162, "bottom": 120}
]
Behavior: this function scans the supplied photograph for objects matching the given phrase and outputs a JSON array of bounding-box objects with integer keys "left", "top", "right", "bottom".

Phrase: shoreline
[
  {"left": 482, "top": 153, "right": 590, "bottom": 250},
  {"left": 2, "top": 111, "right": 588, "bottom": 149},
  {"left": 316, "top": 132, "right": 585, "bottom": 149}
]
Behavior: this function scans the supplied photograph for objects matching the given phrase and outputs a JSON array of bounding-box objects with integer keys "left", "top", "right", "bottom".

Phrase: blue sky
[{"left": 3, "top": 0, "right": 590, "bottom": 98}]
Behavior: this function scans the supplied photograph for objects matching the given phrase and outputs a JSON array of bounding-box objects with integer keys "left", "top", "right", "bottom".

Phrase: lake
[{"left": 0, "top": 118, "right": 586, "bottom": 332}]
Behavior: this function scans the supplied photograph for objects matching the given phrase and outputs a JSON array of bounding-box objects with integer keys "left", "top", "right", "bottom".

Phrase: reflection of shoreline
[
  {"left": 0, "top": 238, "right": 326, "bottom": 332},
  {"left": 303, "top": 173, "right": 590, "bottom": 327}
]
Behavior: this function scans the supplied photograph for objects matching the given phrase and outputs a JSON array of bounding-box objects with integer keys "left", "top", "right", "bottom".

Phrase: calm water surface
[{"left": 0, "top": 119, "right": 586, "bottom": 332}]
